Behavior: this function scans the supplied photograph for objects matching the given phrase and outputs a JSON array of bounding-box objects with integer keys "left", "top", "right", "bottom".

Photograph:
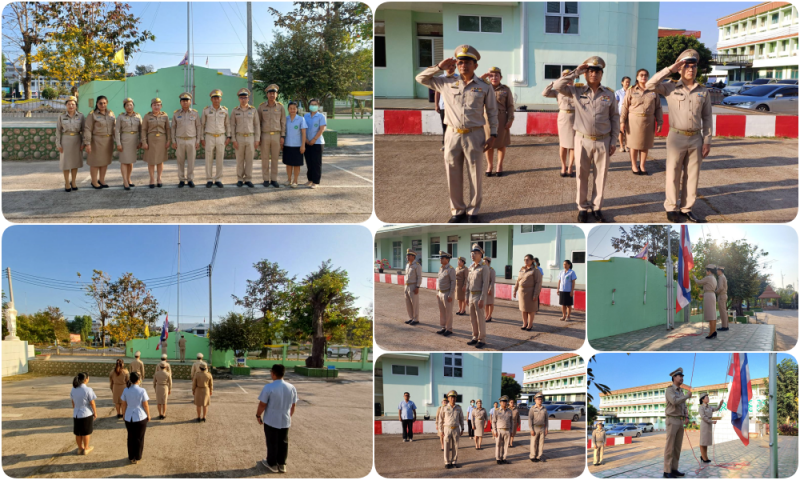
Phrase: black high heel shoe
[
  {"left": 91, "top": 183, "right": 103, "bottom": 190},
  {"left": 99, "top": 183, "right": 109, "bottom": 188},
  {"left": 64, "top": 185, "right": 72, "bottom": 192},
  {"left": 71, "top": 182, "right": 78, "bottom": 191},
  {"left": 705, "top": 331, "right": 718, "bottom": 339}
]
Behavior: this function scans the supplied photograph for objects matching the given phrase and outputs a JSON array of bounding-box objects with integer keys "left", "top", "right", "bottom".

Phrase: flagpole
[
  {"left": 177, "top": 226, "right": 181, "bottom": 361},
  {"left": 666, "top": 225, "right": 673, "bottom": 330},
  {"left": 768, "top": 352, "right": 778, "bottom": 477}
]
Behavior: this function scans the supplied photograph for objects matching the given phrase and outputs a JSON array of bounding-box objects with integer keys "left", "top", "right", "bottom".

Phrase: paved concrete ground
[
  {"left": 590, "top": 435, "right": 797, "bottom": 478},
  {"left": 759, "top": 310, "right": 799, "bottom": 351},
  {"left": 374, "top": 136, "right": 798, "bottom": 223},
  {"left": 2, "top": 135, "right": 372, "bottom": 223},
  {"left": 1, "top": 370, "right": 372, "bottom": 478},
  {"left": 375, "top": 421, "right": 586, "bottom": 478},
  {"left": 588, "top": 430, "right": 700, "bottom": 474},
  {"left": 589, "top": 322, "right": 776, "bottom": 351},
  {"left": 374, "top": 282, "right": 585, "bottom": 351}
]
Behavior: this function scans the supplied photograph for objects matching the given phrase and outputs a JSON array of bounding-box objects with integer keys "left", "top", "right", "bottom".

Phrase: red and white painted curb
[
  {"left": 375, "top": 419, "right": 572, "bottom": 435},
  {"left": 373, "top": 110, "right": 799, "bottom": 139},
  {"left": 374, "top": 272, "right": 586, "bottom": 311},
  {"left": 588, "top": 436, "right": 633, "bottom": 448}
]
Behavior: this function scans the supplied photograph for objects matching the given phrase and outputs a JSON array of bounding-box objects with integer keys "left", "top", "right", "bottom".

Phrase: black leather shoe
[
  {"left": 705, "top": 331, "right": 718, "bottom": 339},
  {"left": 496, "top": 171, "right": 503, "bottom": 177},
  {"left": 149, "top": 183, "right": 155, "bottom": 189},
  {"left": 271, "top": 181, "right": 280, "bottom": 188},
  {"left": 188, "top": 181, "right": 195, "bottom": 188},
  {"left": 443, "top": 330, "right": 453, "bottom": 336},
  {"left": 485, "top": 172, "right": 494, "bottom": 177},
  {"left": 466, "top": 215, "right": 479, "bottom": 223},
  {"left": 718, "top": 327, "right": 729, "bottom": 331},
  {"left": 124, "top": 185, "right": 130, "bottom": 191},
  {"left": 448, "top": 214, "right": 465, "bottom": 223},
  {"left": 445, "top": 464, "right": 452, "bottom": 469},
  {"left": 206, "top": 181, "right": 213, "bottom": 188},
  {"left": 157, "top": 183, "right": 163, "bottom": 188},
  {"left": 531, "top": 458, "right": 537, "bottom": 462},
  {"left": 577, "top": 211, "right": 588, "bottom": 223},
  {"left": 467, "top": 339, "right": 478, "bottom": 346},
  {"left": 666, "top": 211, "right": 682, "bottom": 223},
  {"left": 496, "top": 460, "right": 502, "bottom": 465},
  {"left": 215, "top": 181, "right": 224, "bottom": 188},
  {"left": 592, "top": 210, "right": 605, "bottom": 223},
  {"left": 485, "top": 317, "right": 492, "bottom": 322},
  {"left": 263, "top": 181, "right": 270, "bottom": 187},
  {"left": 100, "top": 183, "right": 109, "bottom": 188},
  {"left": 71, "top": 183, "right": 78, "bottom": 191},
  {"left": 237, "top": 181, "right": 244, "bottom": 187},
  {"left": 672, "top": 470, "right": 685, "bottom": 477},
  {"left": 65, "top": 186, "right": 72, "bottom": 192},
  {"left": 92, "top": 183, "right": 102, "bottom": 190},
  {"left": 245, "top": 181, "right": 255, "bottom": 187},
  {"left": 129, "top": 183, "right": 135, "bottom": 187},
  {"left": 404, "top": 319, "right": 414, "bottom": 324},
  {"left": 664, "top": 473, "right": 676, "bottom": 478},
  {"left": 436, "top": 328, "right": 446, "bottom": 335},
  {"left": 685, "top": 211, "right": 703, "bottom": 223},
  {"left": 178, "top": 181, "right": 185, "bottom": 188},
  {"left": 475, "top": 342, "right": 485, "bottom": 349}
]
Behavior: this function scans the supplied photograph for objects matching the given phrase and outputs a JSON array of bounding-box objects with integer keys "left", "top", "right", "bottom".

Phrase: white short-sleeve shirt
[
  {"left": 71, "top": 384, "right": 97, "bottom": 419},
  {"left": 258, "top": 379, "right": 298, "bottom": 429},
  {"left": 120, "top": 384, "right": 150, "bottom": 422}
]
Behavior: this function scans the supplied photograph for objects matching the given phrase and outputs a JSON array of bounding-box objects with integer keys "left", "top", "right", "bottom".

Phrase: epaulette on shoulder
[
  {"left": 574, "top": 82, "right": 585, "bottom": 87},
  {"left": 670, "top": 79, "right": 679, "bottom": 83},
  {"left": 174, "top": 109, "right": 181, "bottom": 113}
]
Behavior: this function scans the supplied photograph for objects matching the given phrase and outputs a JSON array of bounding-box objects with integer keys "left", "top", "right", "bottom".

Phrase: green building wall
[{"left": 125, "top": 333, "right": 234, "bottom": 368}]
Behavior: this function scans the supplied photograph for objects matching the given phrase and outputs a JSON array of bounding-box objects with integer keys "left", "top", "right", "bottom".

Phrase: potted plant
[{"left": 375, "top": 259, "right": 391, "bottom": 273}]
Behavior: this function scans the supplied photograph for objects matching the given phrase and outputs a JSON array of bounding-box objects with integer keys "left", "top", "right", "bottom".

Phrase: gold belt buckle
[
  {"left": 125, "top": 131, "right": 137, "bottom": 134},
  {"left": 452, "top": 127, "right": 471, "bottom": 134},
  {"left": 66, "top": 132, "right": 77, "bottom": 136},
  {"left": 208, "top": 133, "right": 222, "bottom": 137},
  {"left": 240, "top": 133, "right": 252, "bottom": 137},
  {"left": 470, "top": 290, "right": 480, "bottom": 294},
  {"left": 449, "top": 426, "right": 457, "bottom": 429},
  {"left": 269, "top": 131, "right": 277, "bottom": 135},
  {"left": 155, "top": 133, "right": 161, "bottom": 137}
]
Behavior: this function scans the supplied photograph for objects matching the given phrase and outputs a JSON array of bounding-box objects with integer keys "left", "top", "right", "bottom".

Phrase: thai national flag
[
  {"left": 634, "top": 243, "right": 649, "bottom": 261},
  {"left": 156, "top": 315, "right": 169, "bottom": 350},
  {"left": 676, "top": 226, "right": 694, "bottom": 312},
  {"left": 727, "top": 353, "right": 752, "bottom": 446},
  {"left": 178, "top": 51, "right": 189, "bottom": 66}
]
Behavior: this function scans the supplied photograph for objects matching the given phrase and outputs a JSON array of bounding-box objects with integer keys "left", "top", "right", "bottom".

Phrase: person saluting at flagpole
[{"left": 663, "top": 367, "right": 691, "bottom": 479}]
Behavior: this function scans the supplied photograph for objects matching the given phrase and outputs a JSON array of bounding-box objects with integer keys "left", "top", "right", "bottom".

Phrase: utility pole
[
  {"left": 247, "top": 2, "right": 253, "bottom": 92},
  {"left": 769, "top": 352, "right": 778, "bottom": 477},
  {"left": 177, "top": 226, "right": 181, "bottom": 361},
  {"left": 185, "top": 2, "right": 190, "bottom": 92},
  {"left": 208, "top": 265, "right": 213, "bottom": 363},
  {"left": 4, "top": 268, "right": 18, "bottom": 340}
]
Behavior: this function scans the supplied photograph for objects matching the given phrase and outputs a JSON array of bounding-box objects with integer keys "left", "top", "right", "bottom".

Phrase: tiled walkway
[
  {"left": 592, "top": 436, "right": 797, "bottom": 478},
  {"left": 590, "top": 322, "right": 775, "bottom": 351}
]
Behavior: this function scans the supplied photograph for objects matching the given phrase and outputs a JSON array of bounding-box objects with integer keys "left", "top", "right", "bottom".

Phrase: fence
[
  {"left": 246, "top": 343, "right": 371, "bottom": 363},
  {"left": 35, "top": 343, "right": 126, "bottom": 356}
]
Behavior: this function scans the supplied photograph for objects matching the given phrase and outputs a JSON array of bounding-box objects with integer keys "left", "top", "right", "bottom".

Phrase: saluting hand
[
  {"left": 438, "top": 57, "right": 457, "bottom": 71},
  {"left": 702, "top": 144, "right": 710, "bottom": 158},
  {"left": 670, "top": 59, "right": 688, "bottom": 74},
  {"left": 575, "top": 63, "right": 589, "bottom": 75}
]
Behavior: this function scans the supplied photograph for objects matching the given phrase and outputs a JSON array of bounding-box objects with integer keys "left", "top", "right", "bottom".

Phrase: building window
[
  {"left": 375, "top": 22, "right": 386, "bottom": 68},
  {"left": 447, "top": 235, "right": 458, "bottom": 259},
  {"left": 443, "top": 393, "right": 464, "bottom": 403},
  {"left": 521, "top": 225, "right": 545, "bottom": 234},
  {"left": 391, "top": 365, "right": 419, "bottom": 376},
  {"left": 471, "top": 232, "right": 498, "bottom": 258},
  {"left": 545, "top": 2, "right": 579, "bottom": 35},
  {"left": 411, "top": 239, "right": 422, "bottom": 263},
  {"left": 431, "top": 237, "right": 441, "bottom": 258},
  {"left": 443, "top": 353, "right": 463, "bottom": 377},
  {"left": 772, "top": 12, "right": 779, "bottom": 25},
  {"left": 458, "top": 15, "right": 503, "bottom": 34},
  {"left": 544, "top": 64, "right": 578, "bottom": 80},
  {"left": 572, "top": 251, "right": 586, "bottom": 264},
  {"left": 392, "top": 241, "right": 402, "bottom": 268}
]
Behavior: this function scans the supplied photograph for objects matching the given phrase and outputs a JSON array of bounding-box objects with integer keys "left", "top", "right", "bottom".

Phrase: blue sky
[
  {"left": 502, "top": 353, "right": 565, "bottom": 381},
  {"left": 659, "top": 2, "right": 762, "bottom": 53},
  {"left": 2, "top": 225, "right": 373, "bottom": 325},
  {"left": 587, "top": 225, "right": 799, "bottom": 290},
  {"left": 587, "top": 353, "right": 796, "bottom": 405}
]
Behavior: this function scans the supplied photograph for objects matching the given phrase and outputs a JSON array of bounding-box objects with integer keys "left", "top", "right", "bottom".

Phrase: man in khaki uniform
[
  {"left": 178, "top": 334, "right": 187, "bottom": 362},
  {"left": 466, "top": 244, "right": 490, "bottom": 348},
  {"left": 592, "top": 422, "right": 606, "bottom": 466},
  {"left": 664, "top": 367, "right": 692, "bottom": 478},
  {"left": 200, "top": 89, "right": 230, "bottom": 188},
  {"left": 191, "top": 352, "right": 208, "bottom": 378},
  {"left": 404, "top": 249, "right": 422, "bottom": 325},
  {"left": 435, "top": 398, "right": 448, "bottom": 451},
  {"left": 171, "top": 92, "right": 202, "bottom": 188},
  {"left": 158, "top": 353, "right": 172, "bottom": 377},
  {"left": 529, "top": 392, "right": 548, "bottom": 462},
  {"left": 416, "top": 45, "right": 498, "bottom": 224},
  {"left": 715, "top": 266, "right": 729, "bottom": 331},
  {"left": 257, "top": 84, "right": 286, "bottom": 188},
  {"left": 230, "top": 88, "right": 260, "bottom": 187},
  {"left": 435, "top": 251, "right": 457, "bottom": 336},
  {"left": 130, "top": 351, "right": 145, "bottom": 379},
  {"left": 554, "top": 56, "right": 620, "bottom": 223},
  {"left": 437, "top": 390, "right": 464, "bottom": 469},
  {"left": 492, "top": 396, "right": 515, "bottom": 464},
  {"left": 160, "top": 337, "right": 168, "bottom": 355},
  {"left": 646, "top": 49, "right": 712, "bottom": 223}
]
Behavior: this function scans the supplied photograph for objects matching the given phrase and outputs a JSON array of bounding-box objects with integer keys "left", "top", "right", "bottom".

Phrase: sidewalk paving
[{"left": 589, "top": 322, "right": 775, "bottom": 351}]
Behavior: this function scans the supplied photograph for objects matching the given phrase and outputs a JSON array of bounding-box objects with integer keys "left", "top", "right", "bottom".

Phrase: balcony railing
[{"left": 710, "top": 54, "right": 754, "bottom": 66}]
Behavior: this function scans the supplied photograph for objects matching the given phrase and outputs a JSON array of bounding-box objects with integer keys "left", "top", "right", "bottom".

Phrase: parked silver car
[
  {"left": 722, "top": 85, "right": 798, "bottom": 113},
  {"left": 637, "top": 422, "right": 655, "bottom": 433},
  {"left": 722, "top": 82, "right": 746, "bottom": 96},
  {"left": 607, "top": 425, "right": 642, "bottom": 437},
  {"left": 545, "top": 404, "right": 580, "bottom": 421}
]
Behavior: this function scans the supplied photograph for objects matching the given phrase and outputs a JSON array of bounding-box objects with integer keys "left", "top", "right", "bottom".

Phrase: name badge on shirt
[
  {"left": 176, "top": 115, "right": 182, "bottom": 119},
  {"left": 471, "top": 87, "right": 483, "bottom": 93},
  {"left": 600, "top": 95, "right": 611, "bottom": 104},
  {"left": 294, "top": 125, "right": 299, "bottom": 129},
  {"left": 697, "top": 92, "right": 706, "bottom": 98}
]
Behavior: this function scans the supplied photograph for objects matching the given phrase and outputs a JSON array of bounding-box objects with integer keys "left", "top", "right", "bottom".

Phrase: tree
[
  {"left": 657, "top": 35, "right": 713, "bottom": 78},
  {"left": 232, "top": 260, "right": 295, "bottom": 352},
  {"left": 209, "top": 311, "right": 264, "bottom": 359},
  {"left": 82, "top": 270, "right": 111, "bottom": 348},
  {"left": 587, "top": 355, "right": 612, "bottom": 404},
  {"left": 2, "top": 3, "right": 46, "bottom": 100},
  {"left": 501, "top": 375, "right": 522, "bottom": 401},
  {"left": 1, "top": 53, "right": 6, "bottom": 87},
  {"left": 610, "top": 225, "right": 680, "bottom": 268},
  {"left": 104, "top": 312, "right": 143, "bottom": 345},
  {"left": 32, "top": 2, "right": 155, "bottom": 84},
  {"left": 762, "top": 358, "right": 799, "bottom": 424},
  {"left": 40, "top": 86, "right": 57, "bottom": 99},
  {"left": 691, "top": 238, "right": 767, "bottom": 315},
  {"left": 134, "top": 64, "right": 154, "bottom": 76},
  {"left": 69, "top": 315, "right": 93, "bottom": 342},
  {"left": 16, "top": 306, "right": 68, "bottom": 344},
  {"left": 587, "top": 404, "right": 598, "bottom": 427},
  {"left": 107, "top": 272, "right": 165, "bottom": 334}
]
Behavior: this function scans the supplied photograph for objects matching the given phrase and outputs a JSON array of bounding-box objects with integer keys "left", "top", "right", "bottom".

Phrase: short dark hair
[
  {"left": 621, "top": 76, "right": 631, "bottom": 84},
  {"left": 564, "top": 259, "right": 573, "bottom": 268},
  {"left": 524, "top": 254, "right": 534, "bottom": 262},
  {"left": 272, "top": 364, "right": 286, "bottom": 378},
  {"left": 287, "top": 101, "right": 298, "bottom": 109},
  {"left": 403, "top": 391, "right": 410, "bottom": 396},
  {"left": 72, "top": 372, "right": 88, "bottom": 388},
  {"left": 309, "top": 98, "right": 320, "bottom": 105},
  {"left": 636, "top": 68, "right": 650, "bottom": 79}
]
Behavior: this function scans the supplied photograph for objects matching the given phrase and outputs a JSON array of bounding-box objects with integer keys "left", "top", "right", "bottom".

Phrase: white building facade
[{"left": 522, "top": 353, "right": 586, "bottom": 402}]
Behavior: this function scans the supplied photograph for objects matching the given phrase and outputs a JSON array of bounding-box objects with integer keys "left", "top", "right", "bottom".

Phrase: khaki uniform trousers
[
  {"left": 204, "top": 134, "right": 225, "bottom": 182},
  {"left": 718, "top": 294, "right": 729, "bottom": 329},
  {"left": 175, "top": 137, "right": 197, "bottom": 182},
  {"left": 260, "top": 132, "right": 281, "bottom": 182},
  {"left": 664, "top": 132, "right": 704, "bottom": 213},
  {"left": 404, "top": 284, "right": 419, "bottom": 322},
  {"left": 179, "top": 348, "right": 185, "bottom": 362},
  {"left": 574, "top": 134, "right": 611, "bottom": 212},
  {"left": 444, "top": 128, "right": 484, "bottom": 216},
  {"left": 495, "top": 429, "right": 511, "bottom": 460},
  {"left": 235, "top": 134, "right": 255, "bottom": 181},
  {"left": 664, "top": 416, "right": 684, "bottom": 473},
  {"left": 593, "top": 445, "right": 605, "bottom": 465},
  {"left": 468, "top": 292, "right": 486, "bottom": 342},
  {"left": 437, "top": 291, "right": 454, "bottom": 331},
  {"left": 530, "top": 425, "right": 546, "bottom": 459},
  {"left": 443, "top": 427, "right": 460, "bottom": 465}
]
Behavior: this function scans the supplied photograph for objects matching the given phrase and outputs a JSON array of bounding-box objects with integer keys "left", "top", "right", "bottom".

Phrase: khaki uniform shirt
[
  {"left": 416, "top": 66, "right": 498, "bottom": 134},
  {"left": 171, "top": 108, "right": 201, "bottom": 139},
  {"left": 178, "top": 338, "right": 186, "bottom": 350},
  {"left": 200, "top": 105, "right": 230, "bottom": 137},
  {"left": 83, "top": 110, "right": 116, "bottom": 145},
  {"left": 157, "top": 361, "right": 172, "bottom": 377},
  {"left": 230, "top": 104, "right": 260, "bottom": 137},
  {"left": 405, "top": 262, "right": 422, "bottom": 286},
  {"left": 257, "top": 102, "right": 287, "bottom": 140},
  {"left": 467, "top": 261, "right": 491, "bottom": 303},
  {"left": 553, "top": 70, "right": 620, "bottom": 145},
  {"left": 56, "top": 112, "right": 85, "bottom": 148},
  {"left": 715, "top": 274, "right": 728, "bottom": 295},
  {"left": 437, "top": 404, "right": 464, "bottom": 433},
  {"left": 492, "top": 407, "right": 515, "bottom": 432},
  {"left": 620, "top": 84, "right": 663, "bottom": 128},
  {"left": 114, "top": 112, "right": 143, "bottom": 144},
  {"left": 141, "top": 112, "right": 170, "bottom": 147},
  {"left": 493, "top": 84, "right": 515, "bottom": 121},
  {"left": 190, "top": 360, "right": 208, "bottom": 378},
  {"left": 542, "top": 81, "right": 576, "bottom": 110},
  {"left": 665, "top": 384, "right": 690, "bottom": 418},
  {"left": 153, "top": 369, "right": 172, "bottom": 389},
  {"left": 593, "top": 428, "right": 606, "bottom": 448},
  {"left": 646, "top": 67, "right": 713, "bottom": 145},
  {"left": 437, "top": 264, "right": 457, "bottom": 300},
  {"left": 695, "top": 274, "right": 718, "bottom": 292},
  {"left": 529, "top": 404, "right": 548, "bottom": 429},
  {"left": 129, "top": 359, "right": 145, "bottom": 379}
]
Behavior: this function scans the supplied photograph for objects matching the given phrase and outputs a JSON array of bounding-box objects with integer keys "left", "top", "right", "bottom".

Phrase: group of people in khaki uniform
[{"left": 692, "top": 264, "right": 730, "bottom": 339}]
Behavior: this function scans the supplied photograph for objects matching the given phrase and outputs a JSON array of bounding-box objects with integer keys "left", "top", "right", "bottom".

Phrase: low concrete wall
[
  {"left": 29, "top": 359, "right": 196, "bottom": 380},
  {"left": 2, "top": 340, "right": 30, "bottom": 377},
  {"left": 374, "top": 419, "right": 572, "bottom": 434}
]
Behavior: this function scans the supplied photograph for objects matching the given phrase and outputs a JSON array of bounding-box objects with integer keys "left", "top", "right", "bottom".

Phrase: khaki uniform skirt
[
  {"left": 515, "top": 267, "right": 542, "bottom": 313},
  {"left": 192, "top": 372, "right": 213, "bottom": 406},
  {"left": 88, "top": 135, "right": 114, "bottom": 167},
  {"left": 116, "top": 113, "right": 142, "bottom": 165},
  {"left": 60, "top": 135, "right": 83, "bottom": 170},
  {"left": 109, "top": 370, "right": 129, "bottom": 405},
  {"left": 486, "top": 268, "right": 496, "bottom": 305},
  {"left": 622, "top": 86, "right": 663, "bottom": 151},
  {"left": 702, "top": 293, "right": 717, "bottom": 321},
  {"left": 456, "top": 267, "right": 467, "bottom": 301},
  {"left": 699, "top": 404, "right": 719, "bottom": 446},
  {"left": 557, "top": 108, "right": 576, "bottom": 149},
  {"left": 473, "top": 409, "right": 487, "bottom": 437},
  {"left": 85, "top": 111, "right": 115, "bottom": 167},
  {"left": 144, "top": 133, "right": 168, "bottom": 166}
]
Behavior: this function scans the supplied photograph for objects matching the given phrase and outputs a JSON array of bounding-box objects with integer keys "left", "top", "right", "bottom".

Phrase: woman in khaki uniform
[
  {"left": 472, "top": 400, "right": 487, "bottom": 449},
  {"left": 115, "top": 98, "right": 143, "bottom": 190},
  {"left": 142, "top": 98, "right": 170, "bottom": 188},
  {"left": 484, "top": 257, "right": 496, "bottom": 322},
  {"left": 514, "top": 254, "right": 543, "bottom": 331},
  {"left": 56, "top": 96, "right": 85, "bottom": 192},
  {"left": 481, "top": 67, "right": 515, "bottom": 177},
  {"left": 191, "top": 363, "right": 213, "bottom": 422},
  {"left": 693, "top": 265, "right": 719, "bottom": 339},
  {"left": 698, "top": 394, "right": 723, "bottom": 463},
  {"left": 84, "top": 95, "right": 115, "bottom": 189},
  {"left": 109, "top": 359, "right": 129, "bottom": 418},
  {"left": 542, "top": 70, "right": 577, "bottom": 177},
  {"left": 455, "top": 257, "right": 468, "bottom": 316},
  {"left": 621, "top": 69, "right": 663, "bottom": 175},
  {"left": 152, "top": 364, "right": 172, "bottom": 420},
  {"left": 509, "top": 399, "right": 521, "bottom": 447}
]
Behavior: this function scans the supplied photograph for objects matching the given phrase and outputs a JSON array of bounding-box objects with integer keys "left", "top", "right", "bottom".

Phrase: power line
[
  {"left": 210, "top": 225, "right": 222, "bottom": 271},
  {"left": 218, "top": 2, "right": 246, "bottom": 50}
]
